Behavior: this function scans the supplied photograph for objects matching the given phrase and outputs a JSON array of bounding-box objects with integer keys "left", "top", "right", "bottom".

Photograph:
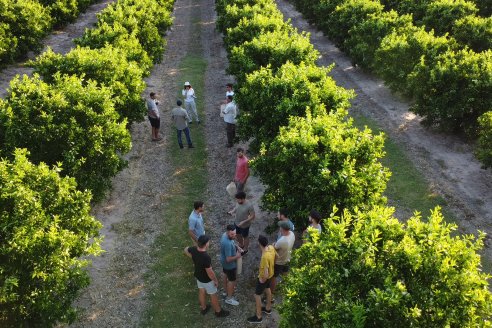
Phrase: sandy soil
[{"left": 1, "top": 0, "right": 490, "bottom": 327}]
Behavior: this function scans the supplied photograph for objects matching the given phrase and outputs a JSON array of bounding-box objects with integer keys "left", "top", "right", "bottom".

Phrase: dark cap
[{"left": 278, "top": 220, "right": 291, "bottom": 231}]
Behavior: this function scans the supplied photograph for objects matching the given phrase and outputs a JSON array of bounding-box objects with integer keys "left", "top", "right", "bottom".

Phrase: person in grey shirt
[
  {"left": 146, "top": 92, "right": 161, "bottom": 141},
  {"left": 172, "top": 100, "right": 193, "bottom": 149}
]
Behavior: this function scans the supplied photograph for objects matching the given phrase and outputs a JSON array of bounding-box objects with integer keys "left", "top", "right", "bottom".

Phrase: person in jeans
[
  {"left": 171, "top": 100, "right": 193, "bottom": 149},
  {"left": 220, "top": 224, "right": 242, "bottom": 306},
  {"left": 184, "top": 235, "right": 230, "bottom": 317},
  {"left": 222, "top": 95, "right": 237, "bottom": 147},
  {"left": 247, "top": 235, "right": 275, "bottom": 324},
  {"left": 146, "top": 92, "right": 161, "bottom": 141},
  {"left": 182, "top": 81, "right": 200, "bottom": 124}
]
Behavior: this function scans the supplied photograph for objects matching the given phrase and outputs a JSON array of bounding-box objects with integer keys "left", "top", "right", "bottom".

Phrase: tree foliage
[
  {"left": 252, "top": 111, "right": 390, "bottom": 228},
  {"left": 0, "top": 74, "right": 131, "bottom": 201},
  {"left": 280, "top": 206, "right": 492, "bottom": 328},
  {"left": 0, "top": 149, "right": 102, "bottom": 326}
]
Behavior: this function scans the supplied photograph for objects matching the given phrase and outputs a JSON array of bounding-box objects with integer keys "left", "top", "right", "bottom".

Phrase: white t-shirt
[
  {"left": 182, "top": 88, "right": 196, "bottom": 102},
  {"left": 274, "top": 231, "right": 295, "bottom": 265},
  {"left": 223, "top": 101, "right": 237, "bottom": 124}
]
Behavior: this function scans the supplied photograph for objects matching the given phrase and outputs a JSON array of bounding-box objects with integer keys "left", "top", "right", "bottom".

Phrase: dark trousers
[
  {"left": 177, "top": 127, "right": 192, "bottom": 147},
  {"left": 226, "top": 123, "right": 236, "bottom": 146}
]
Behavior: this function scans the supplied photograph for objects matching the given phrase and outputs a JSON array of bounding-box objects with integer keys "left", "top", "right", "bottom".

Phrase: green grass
[{"left": 350, "top": 113, "right": 452, "bottom": 221}]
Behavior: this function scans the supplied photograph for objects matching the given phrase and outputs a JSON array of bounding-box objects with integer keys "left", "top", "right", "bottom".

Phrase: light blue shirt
[
  {"left": 189, "top": 210, "right": 205, "bottom": 238},
  {"left": 220, "top": 232, "right": 237, "bottom": 270}
]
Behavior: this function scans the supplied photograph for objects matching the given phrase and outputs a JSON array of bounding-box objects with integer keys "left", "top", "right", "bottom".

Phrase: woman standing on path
[{"left": 182, "top": 81, "right": 200, "bottom": 124}]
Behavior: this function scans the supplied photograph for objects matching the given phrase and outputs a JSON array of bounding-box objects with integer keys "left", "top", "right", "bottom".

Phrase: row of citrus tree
[
  {"left": 0, "top": 0, "right": 99, "bottom": 66},
  {"left": 0, "top": 0, "right": 174, "bottom": 325},
  {"left": 215, "top": 0, "right": 492, "bottom": 326},
  {"left": 290, "top": 0, "right": 492, "bottom": 168}
]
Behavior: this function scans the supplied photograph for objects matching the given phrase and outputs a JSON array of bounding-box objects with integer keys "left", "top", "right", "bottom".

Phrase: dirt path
[
  {"left": 0, "top": 0, "right": 113, "bottom": 98},
  {"left": 275, "top": 0, "right": 492, "bottom": 258}
]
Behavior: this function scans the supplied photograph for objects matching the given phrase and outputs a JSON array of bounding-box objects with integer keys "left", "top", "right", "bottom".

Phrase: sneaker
[
  {"left": 225, "top": 297, "right": 239, "bottom": 306},
  {"left": 197, "top": 121, "right": 201, "bottom": 124},
  {"left": 247, "top": 315, "right": 262, "bottom": 323},
  {"left": 222, "top": 291, "right": 227, "bottom": 298},
  {"left": 200, "top": 304, "right": 210, "bottom": 315},
  {"left": 261, "top": 306, "right": 272, "bottom": 315},
  {"left": 188, "top": 145, "right": 194, "bottom": 148},
  {"left": 189, "top": 121, "right": 193, "bottom": 125},
  {"left": 215, "top": 309, "right": 230, "bottom": 318},
  {"left": 179, "top": 145, "right": 184, "bottom": 149},
  {"left": 241, "top": 249, "right": 248, "bottom": 256}
]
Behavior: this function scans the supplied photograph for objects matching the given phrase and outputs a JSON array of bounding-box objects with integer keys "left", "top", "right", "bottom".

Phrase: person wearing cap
[
  {"left": 146, "top": 92, "right": 161, "bottom": 141},
  {"left": 171, "top": 99, "right": 193, "bottom": 149},
  {"left": 277, "top": 207, "right": 294, "bottom": 240},
  {"left": 303, "top": 209, "right": 322, "bottom": 243},
  {"left": 222, "top": 95, "right": 237, "bottom": 148},
  {"left": 182, "top": 81, "right": 200, "bottom": 124},
  {"left": 270, "top": 220, "right": 295, "bottom": 295},
  {"left": 220, "top": 224, "right": 242, "bottom": 306},
  {"left": 247, "top": 235, "right": 275, "bottom": 324},
  {"left": 184, "top": 235, "right": 230, "bottom": 317}
]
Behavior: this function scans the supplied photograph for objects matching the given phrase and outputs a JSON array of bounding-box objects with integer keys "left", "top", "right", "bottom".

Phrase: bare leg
[
  {"left": 227, "top": 280, "right": 236, "bottom": 298},
  {"left": 265, "top": 288, "right": 272, "bottom": 311},
  {"left": 254, "top": 294, "right": 262, "bottom": 319},
  {"left": 243, "top": 236, "right": 250, "bottom": 251},
  {"left": 210, "top": 293, "right": 221, "bottom": 313},
  {"left": 198, "top": 288, "right": 206, "bottom": 310},
  {"left": 236, "top": 234, "right": 244, "bottom": 249},
  {"left": 270, "top": 276, "right": 277, "bottom": 294},
  {"left": 222, "top": 273, "right": 228, "bottom": 295}
]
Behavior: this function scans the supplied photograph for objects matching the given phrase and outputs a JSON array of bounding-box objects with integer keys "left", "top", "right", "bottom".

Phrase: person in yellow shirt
[{"left": 247, "top": 235, "right": 276, "bottom": 324}]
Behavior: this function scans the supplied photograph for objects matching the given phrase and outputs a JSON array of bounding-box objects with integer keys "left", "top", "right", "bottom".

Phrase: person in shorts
[
  {"left": 146, "top": 92, "right": 161, "bottom": 141},
  {"left": 220, "top": 224, "right": 242, "bottom": 306},
  {"left": 184, "top": 235, "right": 229, "bottom": 317},
  {"left": 247, "top": 235, "right": 275, "bottom": 324},
  {"left": 228, "top": 191, "right": 255, "bottom": 255},
  {"left": 271, "top": 221, "right": 295, "bottom": 295}
]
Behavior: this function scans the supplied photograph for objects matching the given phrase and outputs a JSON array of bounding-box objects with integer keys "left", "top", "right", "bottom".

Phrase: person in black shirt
[{"left": 185, "top": 235, "right": 230, "bottom": 317}]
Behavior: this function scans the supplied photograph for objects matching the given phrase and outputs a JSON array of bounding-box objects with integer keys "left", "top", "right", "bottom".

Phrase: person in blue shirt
[
  {"left": 220, "top": 224, "right": 242, "bottom": 306},
  {"left": 188, "top": 201, "right": 205, "bottom": 244}
]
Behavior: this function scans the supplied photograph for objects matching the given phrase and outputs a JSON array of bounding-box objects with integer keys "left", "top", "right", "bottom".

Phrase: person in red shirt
[{"left": 234, "top": 148, "right": 249, "bottom": 192}]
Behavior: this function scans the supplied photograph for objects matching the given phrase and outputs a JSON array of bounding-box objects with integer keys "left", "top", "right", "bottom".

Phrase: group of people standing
[
  {"left": 146, "top": 81, "right": 239, "bottom": 149},
  {"left": 184, "top": 148, "right": 302, "bottom": 324}
]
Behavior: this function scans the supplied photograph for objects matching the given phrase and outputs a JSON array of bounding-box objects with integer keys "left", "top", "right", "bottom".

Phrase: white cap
[{"left": 184, "top": 81, "right": 191, "bottom": 86}]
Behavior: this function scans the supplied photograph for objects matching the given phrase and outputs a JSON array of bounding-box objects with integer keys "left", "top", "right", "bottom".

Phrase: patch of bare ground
[
  {"left": 0, "top": 0, "right": 113, "bottom": 98},
  {"left": 275, "top": 0, "right": 492, "bottom": 261}
]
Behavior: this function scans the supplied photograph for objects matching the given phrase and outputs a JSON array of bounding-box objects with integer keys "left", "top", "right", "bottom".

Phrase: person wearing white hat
[{"left": 182, "top": 81, "right": 200, "bottom": 124}]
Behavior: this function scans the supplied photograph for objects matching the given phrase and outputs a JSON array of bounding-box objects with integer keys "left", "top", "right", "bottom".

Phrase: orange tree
[
  {"left": 0, "top": 149, "right": 101, "bottom": 326},
  {"left": 280, "top": 206, "right": 492, "bottom": 327}
]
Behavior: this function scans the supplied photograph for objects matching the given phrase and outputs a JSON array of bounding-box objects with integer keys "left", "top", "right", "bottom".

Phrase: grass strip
[{"left": 351, "top": 113, "right": 452, "bottom": 221}]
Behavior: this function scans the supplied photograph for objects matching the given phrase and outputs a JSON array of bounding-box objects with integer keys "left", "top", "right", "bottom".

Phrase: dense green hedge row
[
  {"left": 0, "top": 0, "right": 174, "bottom": 325},
  {"left": 0, "top": 0, "right": 98, "bottom": 66},
  {"left": 290, "top": 0, "right": 492, "bottom": 168},
  {"left": 216, "top": 0, "right": 492, "bottom": 326},
  {"left": 216, "top": 0, "right": 389, "bottom": 224}
]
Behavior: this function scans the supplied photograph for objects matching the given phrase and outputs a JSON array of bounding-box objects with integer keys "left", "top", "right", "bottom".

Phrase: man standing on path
[
  {"left": 277, "top": 207, "right": 295, "bottom": 240},
  {"left": 271, "top": 221, "right": 295, "bottom": 296},
  {"left": 182, "top": 81, "right": 200, "bottom": 124},
  {"left": 220, "top": 224, "right": 242, "bottom": 306},
  {"left": 171, "top": 100, "right": 194, "bottom": 149},
  {"left": 247, "top": 235, "right": 275, "bottom": 324},
  {"left": 188, "top": 201, "right": 205, "bottom": 244},
  {"left": 228, "top": 191, "right": 255, "bottom": 255},
  {"left": 234, "top": 148, "right": 249, "bottom": 192},
  {"left": 146, "top": 92, "right": 161, "bottom": 141},
  {"left": 222, "top": 95, "right": 237, "bottom": 148},
  {"left": 184, "top": 235, "right": 230, "bottom": 317}
]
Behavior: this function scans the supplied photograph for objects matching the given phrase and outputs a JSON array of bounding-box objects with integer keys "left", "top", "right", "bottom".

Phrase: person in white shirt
[
  {"left": 182, "top": 81, "right": 200, "bottom": 124},
  {"left": 146, "top": 92, "right": 161, "bottom": 141},
  {"left": 222, "top": 95, "right": 237, "bottom": 148}
]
